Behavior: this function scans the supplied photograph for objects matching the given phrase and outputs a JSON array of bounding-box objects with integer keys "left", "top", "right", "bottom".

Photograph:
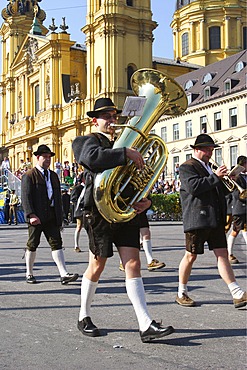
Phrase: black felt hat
[
  {"left": 190, "top": 134, "right": 220, "bottom": 149},
  {"left": 87, "top": 98, "right": 122, "bottom": 118},
  {"left": 33, "top": 145, "right": 55, "bottom": 157}
]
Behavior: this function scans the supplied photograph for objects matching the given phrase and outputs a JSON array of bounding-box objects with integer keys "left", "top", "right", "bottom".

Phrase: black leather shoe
[
  {"left": 60, "top": 273, "right": 79, "bottom": 285},
  {"left": 26, "top": 275, "right": 36, "bottom": 284},
  {"left": 140, "top": 320, "right": 174, "bottom": 343},
  {"left": 77, "top": 317, "right": 101, "bottom": 337}
]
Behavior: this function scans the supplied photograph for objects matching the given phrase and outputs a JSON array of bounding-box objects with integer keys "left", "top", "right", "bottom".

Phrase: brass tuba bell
[{"left": 93, "top": 68, "right": 188, "bottom": 223}]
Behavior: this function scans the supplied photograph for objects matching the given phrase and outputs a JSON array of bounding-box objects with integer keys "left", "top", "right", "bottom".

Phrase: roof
[
  {"left": 153, "top": 56, "right": 201, "bottom": 70},
  {"left": 174, "top": 50, "right": 247, "bottom": 107}
]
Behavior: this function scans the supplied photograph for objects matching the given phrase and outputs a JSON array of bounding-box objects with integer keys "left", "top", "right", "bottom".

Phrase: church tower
[
  {"left": 82, "top": 0, "right": 157, "bottom": 110},
  {"left": 171, "top": 0, "right": 247, "bottom": 66}
]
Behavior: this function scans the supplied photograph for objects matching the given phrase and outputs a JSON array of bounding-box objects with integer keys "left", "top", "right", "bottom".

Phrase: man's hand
[
  {"left": 215, "top": 165, "right": 228, "bottom": 178},
  {"left": 133, "top": 198, "right": 151, "bottom": 214},
  {"left": 126, "top": 148, "right": 144, "bottom": 170},
  {"left": 29, "top": 214, "right": 41, "bottom": 225}
]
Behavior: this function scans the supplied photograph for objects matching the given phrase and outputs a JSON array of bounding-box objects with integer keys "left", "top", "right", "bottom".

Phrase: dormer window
[
  {"left": 204, "top": 87, "right": 210, "bottom": 99},
  {"left": 224, "top": 78, "right": 239, "bottom": 93},
  {"left": 234, "top": 61, "right": 245, "bottom": 73},
  {"left": 184, "top": 80, "right": 194, "bottom": 91},
  {"left": 202, "top": 72, "right": 215, "bottom": 84},
  {"left": 187, "top": 93, "right": 199, "bottom": 104},
  {"left": 204, "top": 86, "right": 218, "bottom": 99}
]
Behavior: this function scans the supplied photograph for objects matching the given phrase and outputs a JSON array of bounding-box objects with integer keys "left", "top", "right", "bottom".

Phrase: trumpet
[{"left": 210, "top": 159, "right": 247, "bottom": 200}]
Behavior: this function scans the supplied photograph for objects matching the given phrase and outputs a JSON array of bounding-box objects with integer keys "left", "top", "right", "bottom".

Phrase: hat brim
[
  {"left": 190, "top": 143, "right": 220, "bottom": 149},
  {"left": 33, "top": 151, "right": 55, "bottom": 157},
  {"left": 87, "top": 108, "right": 122, "bottom": 118}
]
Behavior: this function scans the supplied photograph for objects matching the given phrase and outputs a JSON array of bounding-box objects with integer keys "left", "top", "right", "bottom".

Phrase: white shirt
[
  {"left": 192, "top": 155, "right": 213, "bottom": 175},
  {"left": 36, "top": 165, "right": 54, "bottom": 204}
]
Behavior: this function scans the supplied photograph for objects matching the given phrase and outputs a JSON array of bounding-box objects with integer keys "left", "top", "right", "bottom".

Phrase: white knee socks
[
  {"left": 52, "top": 249, "right": 68, "bottom": 277},
  {"left": 227, "top": 234, "right": 235, "bottom": 255},
  {"left": 79, "top": 276, "right": 98, "bottom": 321},
  {"left": 74, "top": 229, "right": 81, "bottom": 249},
  {"left": 25, "top": 250, "right": 36, "bottom": 277},
  {"left": 142, "top": 240, "right": 153, "bottom": 264},
  {"left": 178, "top": 283, "right": 188, "bottom": 298},
  {"left": 228, "top": 281, "right": 244, "bottom": 299},
  {"left": 125, "top": 277, "right": 152, "bottom": 332}
]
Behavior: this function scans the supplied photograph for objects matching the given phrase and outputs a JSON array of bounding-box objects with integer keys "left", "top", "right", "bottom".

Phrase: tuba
[{"left": 93, "top": 68, "right": 188, "bottom": 223}]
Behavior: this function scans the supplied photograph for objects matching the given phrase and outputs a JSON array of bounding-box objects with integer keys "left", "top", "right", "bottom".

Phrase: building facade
[
  {"left": 154, "top": 50, "right": 247, "bottom": 180},
  {"left": 171, "top": 0, "right": 247, "bottom": 66}
]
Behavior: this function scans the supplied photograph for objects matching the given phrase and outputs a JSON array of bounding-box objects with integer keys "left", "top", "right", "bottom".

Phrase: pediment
[
  {"left": 225, "top": 135, "right": 240, "bottom": 143},
  {"left": 12, "top": 34, "right": 49, "bottom": 70},
  {"left": 182, "top": 144, "right": 192, "bottom": 151},
  {"left": 214, "top": 138, "right": 224, "bottom": 145},
  {"left": 170, "top": 147, "right": 181, "bottom": 154}
]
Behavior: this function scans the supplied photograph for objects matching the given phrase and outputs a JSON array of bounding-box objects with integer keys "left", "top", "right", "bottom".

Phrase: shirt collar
[{"left": 36, "top": 164, "right": 49, "bottom": 175}]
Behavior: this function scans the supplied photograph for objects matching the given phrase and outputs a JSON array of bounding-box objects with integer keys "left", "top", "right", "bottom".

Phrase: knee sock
[
  {"left": 125, "top": 277, "right": 152, "bottom": 332},
  {"left": 178, "top": 283, "right": 188, "bottom": 298},
  {"left": 228, "top": 282, "right": 244, "bottom": 299},
  {"left": 25, "top": 250, "right": 36, "bottom": 277},
  {"left": 142, "top": 240, "right": 153, "bottom": 264},
  {"left": 51, "top": 249, "right": 68, "bottom": 277},
  {"left": 242, "top": 231, "right": 247, "bottom": 244},
  {"left": 227, "top": 234, "right": 236, "bottom": 255},
  {"left": 74, "top": 229, "right": 80, "bottom": 249},
  {"left": 79, "top": 276, "right": 98, "bottom": 321}
]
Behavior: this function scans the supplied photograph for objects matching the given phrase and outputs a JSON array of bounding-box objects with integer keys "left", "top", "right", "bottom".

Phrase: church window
[
  {"left": 35, "top": 85, "right": 40, "bottom": 115},
  {"left": 209, "top": 26, "right": 221, "bottom": 49},
  {"left": 126, "top": 0, "right": 133, "bottom": 6},
  {"left": 182, "top": 32, "right": 189, "bottom": 56}
]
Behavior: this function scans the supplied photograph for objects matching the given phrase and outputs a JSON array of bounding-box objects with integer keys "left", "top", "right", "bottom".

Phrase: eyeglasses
[{"left": 98, "top": 113, "right": 118, "bottom": 120}]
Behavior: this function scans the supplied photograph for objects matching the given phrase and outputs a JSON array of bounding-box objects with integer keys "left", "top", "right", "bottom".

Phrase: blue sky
[{"left": 41, "top": 0, "right": 175, "bottom": 59}]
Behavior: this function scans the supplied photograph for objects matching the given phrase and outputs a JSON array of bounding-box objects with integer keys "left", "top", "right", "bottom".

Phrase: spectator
[
  {"left": 4, "top": 193, "right": 10, "bottom": 224},
  {"left": 174, "top": 163, "right": 180, "bottom": 180},
  {"left": 1, "top": 156, "right": 11, "bottom": 176},
  {"left": 54, "top": 158, "right": 62, "bottom": 180},
  {"left": 63, "top": 161, "right": 70, "bottom": 180},
  {"left": 8, "top": 189, "right": 19, "bottom": 225}
]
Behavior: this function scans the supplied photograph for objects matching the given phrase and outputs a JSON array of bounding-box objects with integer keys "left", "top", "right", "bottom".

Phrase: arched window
[
  {"left": 127, "top": 65, "right": 135, "bottom": 90},
  {"left": 209, "top": 26, "right": 221, "bottom": 49},
  {"left": 96, "top": 67, "right": 102, "bottom": 94},
  {"left": 182, "top": 32, "right": 189, "bottom": 56}
]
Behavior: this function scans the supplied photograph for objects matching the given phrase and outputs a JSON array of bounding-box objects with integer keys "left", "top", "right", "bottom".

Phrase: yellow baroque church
[{"left": 0, "top": 0, "right": 246, "bottom": 178}]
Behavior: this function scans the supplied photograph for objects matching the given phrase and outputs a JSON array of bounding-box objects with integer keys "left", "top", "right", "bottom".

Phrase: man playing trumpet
[{"left": 176, "top": 134, "right": 246, "bottom": 308}]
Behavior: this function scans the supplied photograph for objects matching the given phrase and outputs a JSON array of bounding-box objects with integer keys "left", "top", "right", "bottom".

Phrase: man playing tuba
[{"left": 72, "top": 97, "right": 174, "bottom": 342}]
